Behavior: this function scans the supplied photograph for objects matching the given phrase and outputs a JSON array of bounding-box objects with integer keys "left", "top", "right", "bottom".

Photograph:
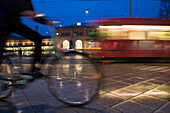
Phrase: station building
[{"left": 55, "top": 23, "right": 97, "bottom": 50}]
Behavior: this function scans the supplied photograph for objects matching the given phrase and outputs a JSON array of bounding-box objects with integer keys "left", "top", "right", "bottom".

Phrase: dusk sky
[{"left": 20, "top": 0, "right": 161, "bottom": 35}]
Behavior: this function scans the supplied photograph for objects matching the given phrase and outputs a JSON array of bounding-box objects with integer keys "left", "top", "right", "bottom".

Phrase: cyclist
[{"left": 0, "top": 0, "right": 54, "bottom": 78}]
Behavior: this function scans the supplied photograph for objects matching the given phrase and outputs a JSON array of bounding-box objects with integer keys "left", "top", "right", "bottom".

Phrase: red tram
[{"left": 88, "top": 18, "right": 170, "bottom": 60}]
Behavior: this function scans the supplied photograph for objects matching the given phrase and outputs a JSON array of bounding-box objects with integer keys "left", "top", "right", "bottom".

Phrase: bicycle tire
[
  {"left": 45, "top": 51, "right": 101, "bottom": 106},
  {"left": 0, "top": 58, "right": 14, "bottom": 100}
]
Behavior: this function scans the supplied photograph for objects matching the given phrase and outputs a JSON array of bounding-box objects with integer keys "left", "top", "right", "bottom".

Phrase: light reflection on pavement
[{"left": 0, "top": 63, "right": 170, "bottom": 113}]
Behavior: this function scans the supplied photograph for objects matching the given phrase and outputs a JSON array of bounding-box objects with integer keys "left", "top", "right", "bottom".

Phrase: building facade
[
  {"left": 4, "top": 24, "right": 97, "bottom": 56},
  {"left": 55, "top": 24, "right": 96, "bottom": 50},
  {"left": 5, "top": 35, "right": 53, "bottom": 56}
]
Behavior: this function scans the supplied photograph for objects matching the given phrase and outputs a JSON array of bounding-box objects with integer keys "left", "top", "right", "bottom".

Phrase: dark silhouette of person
[
  {"left": 0, "top": 0, "right": 54, "bottom": 77},
  {"left": 69, "top": 40, "right": 73, "bottom": 49},
  {"left": 18, "top": 48, "right": 22, "bottom": 58}
]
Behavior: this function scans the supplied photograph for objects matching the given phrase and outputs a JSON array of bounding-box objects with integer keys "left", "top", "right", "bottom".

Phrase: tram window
[
  {"left": 98, "top": 30, "right": 128, "bottom": 40},
  {"left": 148, "top": 32, "right": 170, "bottom": 40},
  {"left": 98, "top": 27, "right": 170, "bottom": 40},
  {"left": 128, "top": 32, "right": 146, "bottom": 40}
]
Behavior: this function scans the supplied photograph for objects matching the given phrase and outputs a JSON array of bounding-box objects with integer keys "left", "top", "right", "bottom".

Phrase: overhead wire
[
  {"left": 134, "top": 0, "right": 141, "bottom": 17},
  {"left": 87, "top": 0, "right": 108, "bottom": 10},
  {"left": 121, "top": 0, "right": 129, "bottom": 17}
]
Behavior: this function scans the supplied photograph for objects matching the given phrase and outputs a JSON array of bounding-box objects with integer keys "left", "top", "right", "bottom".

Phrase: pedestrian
[
  {"left": 18, "top": 48, "right": 22, "bottom": 59},
  {"left": 69, "top": 40, "right": 73, "bottom": 49}
]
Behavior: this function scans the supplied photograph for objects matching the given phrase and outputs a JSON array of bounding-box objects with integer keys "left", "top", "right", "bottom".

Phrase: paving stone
[
  {"left": 157, "top": 84, "right": 170, "bottom": 93},
  {"left": 101, "top": 83, "right": 121, "bottom": 92},
  {"left": 72, "top": 107, "right": 97, "bottom": 113},
  {"left": 144, "top": 89, "right": 170, "bottom": 101},
  {"left": 159, "top": 102, "right": 170, "bottom": 113},
  {"left": 37, "top": 106, "right": 77, "bottom": 113},
  {"left": 121, "top": 78, "right": 142, "bottom": 84},
  {"left": 111, "top": 88, "right": 142, "bottom": 99},
  {"left": 147, "top": 79, "right": 166, "bottom": 85},
  {"left": 101, "top": 81, "right": 129, "bottom": 93},
  {"left": 126, "top": 82, "right": 159, "bottom": 92},
  {"left": 154, "top": 110, "right": 165, "bottom": 113},
  {"left": 96, "top": 93, "right": 124, "bottom": 107},
  {"left": 113, "top": 101, "right": 155, "bottom": 113},
  {"left": 22, "top": 88, "right": 52, "bottom": 101},
  {"left": 131, "top": 95, "right": 168, "bottom": 110},
  {"left": 30, "top": 96, "right": 64, "bottom": 113},
  {"left": 82, "top": 101, "right": 108, "bottom": 111},
  {"left": 6, "top": 90, "right": 28, "bottom": 104},
  {"left": 15, "top": 102, "right": 34, "bottom": 113},
  {"left": 98, "top": 107, "right": 120, "bottom": 113}
]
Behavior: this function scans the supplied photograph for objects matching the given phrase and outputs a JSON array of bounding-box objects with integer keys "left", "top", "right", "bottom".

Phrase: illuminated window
[
  {"left": 75, "top": 40, "right": 82, "bottom": 49},
  {"left": 63, "top": 40, "right": 70, "bottom": 49},
  {"left": 148, "top": 32, "right": 170, "bottom": 40},
  {"left": 129, "top": 32, "right": 146, "bottom": 40},
  {"left": 98, "top": 28, "right": 128, "bottom": 40}
]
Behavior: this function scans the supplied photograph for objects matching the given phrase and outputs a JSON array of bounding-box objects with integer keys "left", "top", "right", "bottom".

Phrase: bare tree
[{"left": 158, "top": 0, "right": 170, "bottom": 18}]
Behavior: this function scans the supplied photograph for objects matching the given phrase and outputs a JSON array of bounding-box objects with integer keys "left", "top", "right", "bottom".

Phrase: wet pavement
[{"left": 0, "top": 63, "right": 170, "bottom": 113}]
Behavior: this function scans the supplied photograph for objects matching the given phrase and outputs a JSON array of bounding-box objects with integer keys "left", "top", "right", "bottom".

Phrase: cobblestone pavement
[{"left": 0, "top": 63, "right": 170, "bottom": 113}]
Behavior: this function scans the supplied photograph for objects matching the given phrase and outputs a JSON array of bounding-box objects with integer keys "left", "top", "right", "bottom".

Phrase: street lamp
[
  {"left": 77, "top": 22, "right": 81, "bottom": 26},
  {"left": 86, "top": 9, "right": 89, "bottom": 14},
  {"left": 56, "top": 33, "right": 59, "bottom": 36}
]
